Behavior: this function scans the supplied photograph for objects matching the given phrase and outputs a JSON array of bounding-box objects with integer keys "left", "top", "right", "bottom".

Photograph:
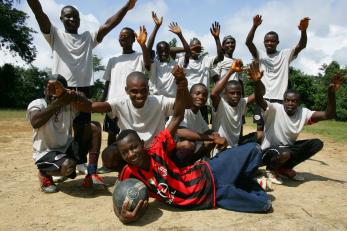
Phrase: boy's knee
[{"left": 61, "top": 159, "right": 76, "bottom": 176}]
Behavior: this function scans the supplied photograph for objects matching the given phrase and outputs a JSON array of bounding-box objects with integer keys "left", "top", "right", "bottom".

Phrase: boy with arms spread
[
  {"left": 27, "top": 75, "right": 104, "bottom": 193},
  {"left": 114, "top": 66, "right": 271, "bottom": 224},
  {"left": 92, "top": 66, "right": 191, "bottom": 172},
  {"left": 250, "top": 61, "right": 344, "bottom": 184},
  {"left": 245, "top": 14, "right": 310, "bottom": 133},
  {"left": 211, "top": 60, "right": 259, "bottom": 149},
  {"left": 146, "top": 12, "right": 190, "bottom": 97},
  {"left": 27, "top": 0, "right": 137, "bottom": 174}
]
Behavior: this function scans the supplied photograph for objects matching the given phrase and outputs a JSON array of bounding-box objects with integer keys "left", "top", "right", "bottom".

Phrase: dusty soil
[{"left": 0, "top": 118, "right": 346, "bottom": 231}]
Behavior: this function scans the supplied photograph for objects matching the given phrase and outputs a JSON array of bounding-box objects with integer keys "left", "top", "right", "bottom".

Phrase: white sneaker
[
  {"left": 266, "top": 170, "right": 283, "bottom": 185},
  {"left": 256, "top": 176, "right": 272, "bottom": 191},
  {"left": 76, "top": 163, "right": 88, "bottom": 175},
  {"left": 52, "top": 176, "right": 68, "bottom": 183},
  {"left": 292, "top": 174, "right": 305, "bottom": 182}
]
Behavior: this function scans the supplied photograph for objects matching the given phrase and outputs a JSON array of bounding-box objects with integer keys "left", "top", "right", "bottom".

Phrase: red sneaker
[
  {"left": 38, "top": 173, "right": 58, "bottom": 193},
  {"left": 83, "top": 174, "right": 106, "bottom": 189}
]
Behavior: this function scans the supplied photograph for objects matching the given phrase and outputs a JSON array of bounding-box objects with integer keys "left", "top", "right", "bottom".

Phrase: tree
[
  {"left": 90, "top": 54, "right": 105, "bottom": 100},
  {"left": 0, "top": 0, "right": 37, "bottom": 63}
]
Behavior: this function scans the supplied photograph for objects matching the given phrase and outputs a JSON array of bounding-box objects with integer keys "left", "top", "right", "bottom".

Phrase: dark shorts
[
  {"left": 103, "top": 114, "right": 120, "bottom": 134},
  {"left": 35, "top": 142, "right": 78, "bottom": 172}
]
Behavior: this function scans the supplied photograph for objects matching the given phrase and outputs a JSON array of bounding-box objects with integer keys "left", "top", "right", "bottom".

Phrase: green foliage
[
  {"left": 168, "top": 38, "right": 177, "bottom": 47},
  {"left": 0, "top": 0, "right": 37, "bottom": 63},
  {"left": 90, "top": 79, "right": 104, "bottom": 101}
]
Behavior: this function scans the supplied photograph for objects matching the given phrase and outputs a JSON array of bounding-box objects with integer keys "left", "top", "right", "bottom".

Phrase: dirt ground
[{"left": 0, "top": 118, "right": 346, "bottom": 231}]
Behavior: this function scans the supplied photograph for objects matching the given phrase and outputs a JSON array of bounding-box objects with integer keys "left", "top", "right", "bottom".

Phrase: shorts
[
  {"left": 35, "top": 142, "right": 78, "bottom": 172},
  {"left": 103, "top": 114, "right": 120, "bottom": 134}
]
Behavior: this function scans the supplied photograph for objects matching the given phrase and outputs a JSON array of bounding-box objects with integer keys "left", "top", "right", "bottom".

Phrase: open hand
[
  {"left": 171, "top": 65, "right": 186, "bottom": 84},
  {"left": 298, "top": 17, "right": 310, "bottom": 31},
  {"left": 231, "top": 59, "right": 243, "bottom": 73},
  {"left": 126, "top": 0, "right": 137, "bottom": 10},
  {"left": 210, "top": 21, "right": 220, "bottom": 38},
  {"left": 152, "top": 11, "right": 163, "bottom": 27},
  {"left": 135, "top": 26, "right": 147, "bottom": 46},
  {"left": 248, "top": 60, "right": 263, "bottom": 81},
  {"left": 253, "top": 15, "right": 262, "bottom": 27},
  {"left": 329, "top": 71, "right": 345, "bottom": 92},
  {"left": 169, "top": 22, "right": 182, "bottom": 35},
  {"left": 115, "top": 199, "right": 148, "bottom": 224}
]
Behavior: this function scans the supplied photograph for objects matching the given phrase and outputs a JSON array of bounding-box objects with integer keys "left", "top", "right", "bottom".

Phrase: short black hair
[
  {"left": 44, "top": 74, "right": 68, "bottom": 88},
  {"left": 190, "top": 83, "right": 207, "bottom": 93},
  {"left": 156, "top": 41, "right": 170, "bottom": 50},
  {"left": 222, "top": 35, "right": 236, "bottom": 45},
  {"left": 265, "top": 31, "right": 279, "bottom": 41},
  {"left": 190, "top": 37, "right": 201, "bottom": 46},
  {"left": 126, "top": 71, "right": 148, "bottom": 85},
  {"left": 225, "top": 80, "right": 241, "bottom": 90},
  {"left": 61, "top": 5, "right": 79, "bottom": 16},
  {"left": 116, "top": 129, "right": 140, "bottom": 143},
  {"left": 284, "top": 89, "right": 300, "bottom": 99}
]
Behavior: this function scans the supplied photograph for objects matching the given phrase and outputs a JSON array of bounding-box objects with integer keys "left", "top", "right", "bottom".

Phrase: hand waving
[
  {"left": 253, "top": 14, "right": 262, "bottom": 27},
  {"left": 329, "top": 71, "right": 345, "bottom": 92},
  {"left": 168, "top": 22, "right": 182, "bottom": 35},
  {"left": 298, "top": 17, "right": 310, "bottom": 31},
  {"left": 47, "top": 80, "right": 66, "bottom": 97},
  {"left": 152, "top": 11, "right": 163, "bottom": 27},
  {"left": 231, "top": 59, "right": 243, "bottom": 73},
  {"left": 135, "top": 26, "right": 147, "bottom": 46},
  {"left": 210, "top": 21, "right": 220, "bottom": 38},
  {"left": 248, "top": 60, "right": 263, "bottom": 81}
]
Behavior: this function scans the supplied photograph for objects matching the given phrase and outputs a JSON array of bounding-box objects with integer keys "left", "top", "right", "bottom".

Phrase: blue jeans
[{"left": 208, "top": 143, "right": 271, "bottom": 212}]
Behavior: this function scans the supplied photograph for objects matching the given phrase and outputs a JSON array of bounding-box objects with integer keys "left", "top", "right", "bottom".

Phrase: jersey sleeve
[
  {"left": 161, "top": 96, "right": 175, "bottom": 117},
  {"left": 302, "top": 108, "right": 316, "bottom": 125},
  {"left": 287, "top": 47, "right": 297, "bottom": 63},
  {"left": 27, "top": 99, "right": 46, "bottom": 122},
  {"left": 91, "top": 30, "right": 100, "bottom": 49},
  {"left": 106, "top": 98, "right": 120, "bottom": 119},
  {"left": 42, "top": 24, "right": 56, "bottom": 47},
  {"left": 204, "top": 55, "right": 217, "bottom": 69}
]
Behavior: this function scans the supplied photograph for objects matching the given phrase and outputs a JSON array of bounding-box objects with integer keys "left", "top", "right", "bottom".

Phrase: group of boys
[{"left": 26, "top": 0, "right": 343, "bottom": 224}]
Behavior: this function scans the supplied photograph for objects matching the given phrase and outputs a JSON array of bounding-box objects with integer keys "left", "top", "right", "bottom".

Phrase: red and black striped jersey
[{"left": 119, "top": 129, "right": 216, "bottom": 210}]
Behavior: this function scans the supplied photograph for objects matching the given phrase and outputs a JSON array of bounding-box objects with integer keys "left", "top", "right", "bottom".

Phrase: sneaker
[
  {"left": 266, "top": 170, "right": 283, "bottom": 185},
  {"left": 277, "top": 167, "right": 305, "bottom": 182},
  {"left": 76, "top": 163, "right": 88, "bottom": 175},
  {"left": 39, "top": 174, "right": 58, "bottom": 193},
  {"left": 256, "top": 176, "right": 272, "bottom": 191},
  {"left": 82, "top": 174, "right": 106, "bottom": 189},
  {"left": 97, "top": 166, "right": 112, "bottom": 174},
  {"left": 52, "top": 176, "right": 68, "bottom": 183}
]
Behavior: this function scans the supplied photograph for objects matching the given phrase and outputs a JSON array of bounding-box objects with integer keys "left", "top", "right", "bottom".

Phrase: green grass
[{"left": 1, "top": 110, "right": 346, "bottom": 143}]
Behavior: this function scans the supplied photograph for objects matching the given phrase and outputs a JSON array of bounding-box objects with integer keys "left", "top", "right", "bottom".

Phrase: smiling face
[
  {"left": 125, "top": 72, "right": 149, "bottom": 108},
  {"left": 222, "top": 37, "right": 236, "bottom": 55},
  {"left": 190, "top": 84, "right": 208, "bottom": 111},
  {"left": 283, "top": 92, "right": 300, "bottom": 116},
  {"left": 117, "top": 133, "right": 147, "bottom": 168},
  {"left": 60, "top": 6, "right": 80, "bottom": 34},
  {"left": 264, "top": 32, "right": 279, "bottom": 54},
  {"left": 223, "top": 82, "right": 242, "bottom": 107}
]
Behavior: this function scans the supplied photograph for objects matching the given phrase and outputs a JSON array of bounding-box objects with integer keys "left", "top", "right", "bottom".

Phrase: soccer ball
[{"left": 113, "top": 178, "right": 149, "bottom": 213}]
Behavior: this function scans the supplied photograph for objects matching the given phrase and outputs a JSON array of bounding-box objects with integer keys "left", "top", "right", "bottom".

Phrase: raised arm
[
  {"left": 27, "top": 0, "right": 51, "bottom": 34},
  {"left": 135, "top": 26, "right": 151, "bottom": 70},
  {"left": 211, "top": 59, "right": 243, "bottom": 109},
  {"left": 310, "top": 72, "right": 344, "bottom": 122},
  {"left": 293, "top": 17, "right": 310, "bottom": 57},
  {"left": 96, "top": 0, "right": 136, "bottom": 43},
  {"left": 245, "top": 14, "right": 262, "bottom": 59},
  {"left": 168, "top": 22, "right": 190, "bottom": 59},
  {"left": 248, "top": 61, "right": 267, "bottom": 110},
  {"left": 147, "top": 11, "right": 163, "bottom": 53},
  {"left": 166, "top": 65, "right": 190, "bottom": 136},
  {"left": 210, "top": 21, "right": 224, "bottom": 64}
]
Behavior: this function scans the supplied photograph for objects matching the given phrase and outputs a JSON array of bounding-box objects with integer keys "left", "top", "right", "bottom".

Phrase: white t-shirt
[
  {"left": 107, "top": 95, "right": 175, "bottom": 145},
  {"left": 211, "top": 56, "right": 241, "bottom": 81},
  {"left": 258, "top": 48, "right": 296, "bottom": 100},
  {"left": 103, "top": 52, "right": 145, "bottom": 100},
  {"left": 149, "top": 59, "right": 177, "bottom": 97},
  {"left": 212, "top": 97, "right": 248, "bottom": 147},
  {"left": 180, "top": 109, "right": 209, "bottom": 133},
  {"left": 43, "top": 25, "right": 99, "bottom": 87},
  {"left": 261, "top": 102, "right": 315, "bottom": 150},
  {"left": 27, "top": 99, "right": 78, "bottom": 162},
  {"left": 178, "top": 55, "right": 216, "bottom": 90}
]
